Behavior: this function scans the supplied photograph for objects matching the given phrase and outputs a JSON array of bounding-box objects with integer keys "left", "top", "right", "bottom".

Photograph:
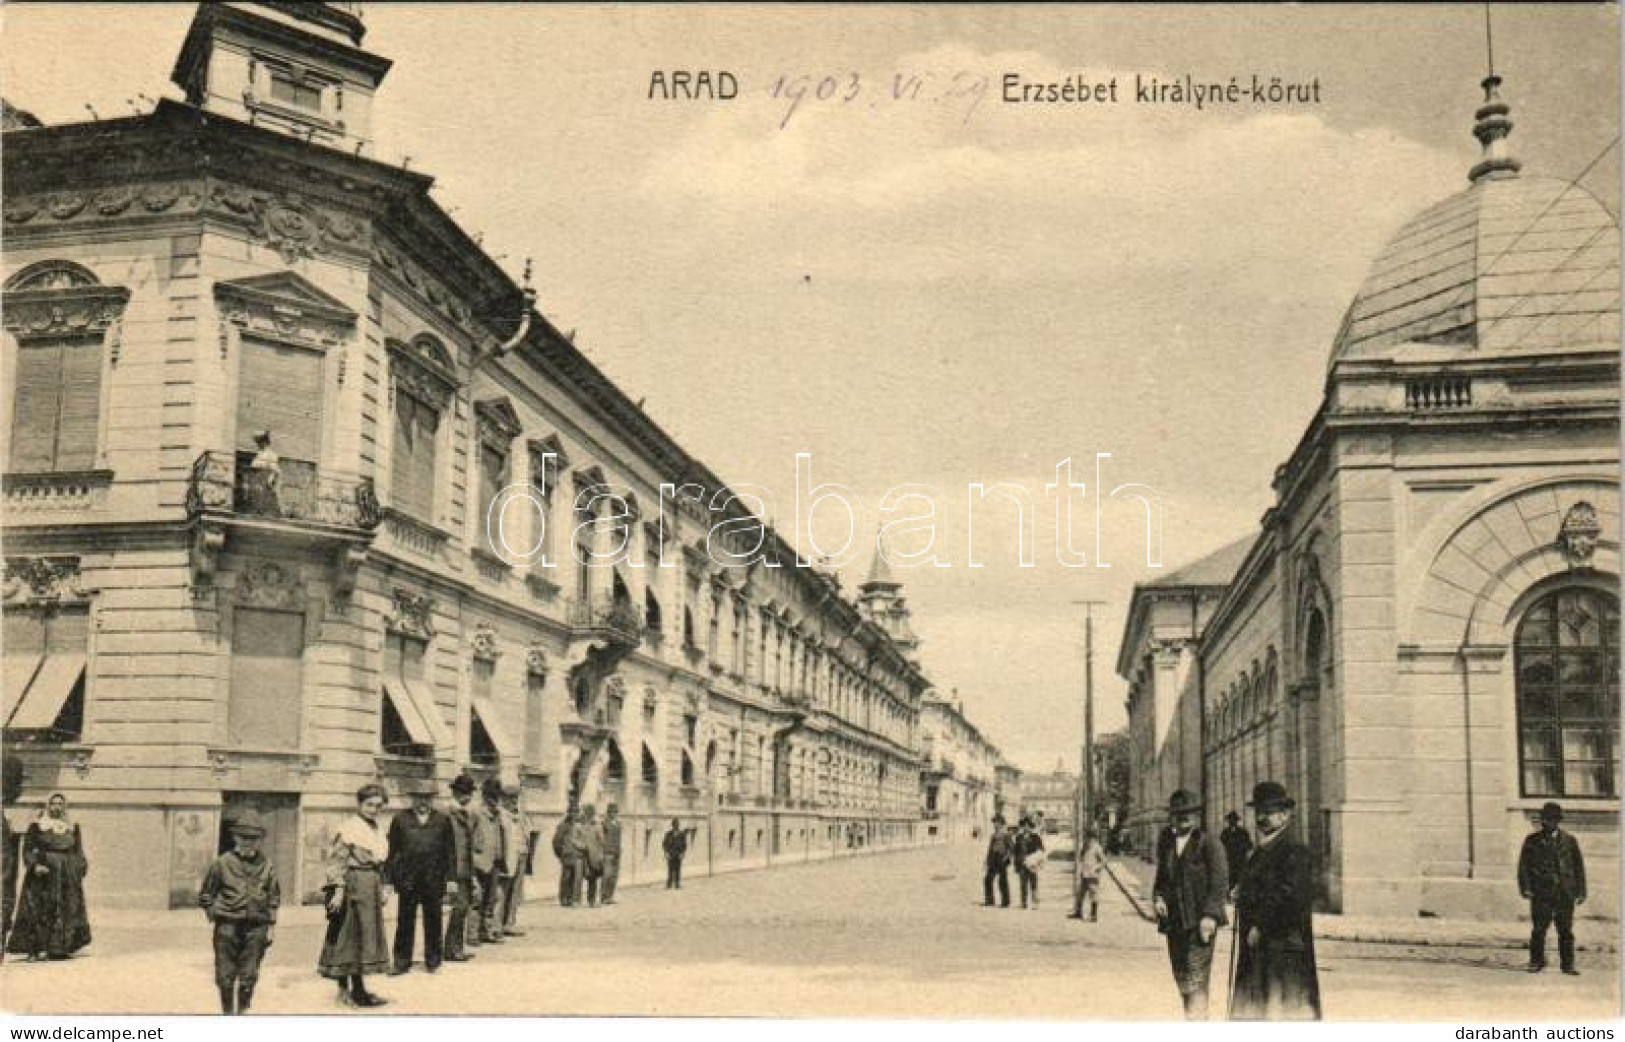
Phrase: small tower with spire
[
  {"left": 857, "top": 529, "right": 921, "bottom": 661},
  {"left": 171, "top": 2, "right": 392, "bottom": 155}
]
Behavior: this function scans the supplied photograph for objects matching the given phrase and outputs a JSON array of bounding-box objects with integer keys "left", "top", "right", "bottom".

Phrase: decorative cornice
[
  {"left": 214, "top": 271, "right": 357, "bottom": 355},
  {"left": 3, "top": 285, "right": 131, "bottom": 341},
  {"left": 208, "top": 182, "right": 368, "bottom": 262},
  {"left": 475, "top": 396, "right": 522, "bottom": 445}
]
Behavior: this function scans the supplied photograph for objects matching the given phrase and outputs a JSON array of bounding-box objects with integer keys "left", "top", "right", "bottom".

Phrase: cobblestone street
[{"left": 0, "top": 844, "right": 1616, "bottom": 1019}]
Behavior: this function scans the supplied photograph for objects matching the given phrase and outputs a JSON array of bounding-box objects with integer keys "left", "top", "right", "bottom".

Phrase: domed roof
[{"left": 1330, "top": 80, "right": 1620, "bottom": 369}]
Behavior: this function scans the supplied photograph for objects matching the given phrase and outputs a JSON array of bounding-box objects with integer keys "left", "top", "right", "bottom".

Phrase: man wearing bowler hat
[
  {"left": 1229, "top": 780, "right": 1321, "bottom": 1021},
  {"left": 1518, "top": 801, "right": 1586, "bottom": 975},
  {"left": 442, "top": 772, "right": 479, "bottom": 962},
  {"left": 199, "top": 809, "right": 280, "bottom": 1014},
  {"left": 385, "top": 778, "right": 454, "bottom": 974},
  {"left": 1152, "top": 788, "right": 1228, "bottom": 1019}
]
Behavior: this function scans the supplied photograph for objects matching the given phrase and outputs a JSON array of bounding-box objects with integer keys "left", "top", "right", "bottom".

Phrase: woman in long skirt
[
  {"left": 8, "top": 793, "right": 92, "bottom": 961},
  {"left": 318, "top": 784, "right": 392, "bottom": 1007}
]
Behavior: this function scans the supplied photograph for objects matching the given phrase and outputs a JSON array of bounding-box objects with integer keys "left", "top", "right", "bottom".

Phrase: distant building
[
  {"left": 1119, "top": 69, "right": 1619, "bottom": 918},
  {"left": 1018, "top": 762, "right": 1077, "bottom": 836},
  {"left": 994, "top": 760, "right": 1023, "bottom": 818},
  {"left": 918, "top": 690, "right": 1000, "bottom": 843}
]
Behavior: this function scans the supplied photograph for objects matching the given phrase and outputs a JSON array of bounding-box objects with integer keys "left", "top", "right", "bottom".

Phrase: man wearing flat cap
[
  {"left": 1229, "top": 781, "right": 1321, "bottom": 1021},
  {"left": 199, "top": 809, "right": 280, "bottom": 1014},
  {"left": 1518, "top": 801, "right": 1586, "bottom": 976},
  {"left": 385, "top": 778, "right": 454, "bottom": 974},
  {"left": 1152, "top": 789, "right": 1228, "bottom": 1020}
]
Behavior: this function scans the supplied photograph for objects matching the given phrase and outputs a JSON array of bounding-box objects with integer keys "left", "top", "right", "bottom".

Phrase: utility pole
[{"left": 1070, "top": 599, "right": 1107, "bottom": 919}]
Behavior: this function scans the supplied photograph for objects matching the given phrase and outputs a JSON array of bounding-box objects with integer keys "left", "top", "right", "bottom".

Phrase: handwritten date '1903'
[{"left": 769, "top": 70, "right": 989, "bottom": 129}]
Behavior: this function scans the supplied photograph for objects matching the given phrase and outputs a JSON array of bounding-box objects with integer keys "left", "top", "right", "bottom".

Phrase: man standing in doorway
[
  {"left": 1519, "top": 801, "right": 1586, "bottom": 976},
  {"left": 1153, "top": 789, "right": 1227, "bottom": 1020},
  {"left": 600, "top": 804, "right": 623, "bottom": 906}
]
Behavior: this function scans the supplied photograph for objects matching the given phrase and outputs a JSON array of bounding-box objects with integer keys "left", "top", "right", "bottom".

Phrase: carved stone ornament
[
  {"left": 2, "top": 557, "right": 91, "bottom": 606},
  {"left": 207, "top": 185, "right": 369, "bottom": 262},
  {"left": 1558, "top": 502, "right": 1601, "bottom": 569},
  {"left": 388, "top": 589, "right": 437, "bottom": 639},
  {"left": 3, "top": 285, "right": 131, "bottom": 341},
  {"left": 214, "top": 271, "right": 358, "bottom": 354},
  {"left": 234, "top": 560, "right": 305, "bottom": 610},
  {"left": 471, "top": 622, "right": 501, "bottom": 662},
  {"left": 525, "top": 644, "right": 550, "bottom": 678}
]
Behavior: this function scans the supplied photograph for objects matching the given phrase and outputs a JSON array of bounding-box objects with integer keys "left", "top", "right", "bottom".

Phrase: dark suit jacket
[
  {"left": 1233, "top": 833, "right": 1313, "bottom": 947},
  {"left": 385, "top": 809, "right": 454, "bottom": 893},
  {"left": 1518, "top": 827, "right": 1586, "bottom": 901},
  {"left": 1153, "top": 826, "right": 1228, "bottom": 934}
]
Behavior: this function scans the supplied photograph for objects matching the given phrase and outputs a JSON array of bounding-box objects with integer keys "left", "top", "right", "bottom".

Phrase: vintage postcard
[{"left": 0, "top": 1, "right": 1619, "bottom": 1028}]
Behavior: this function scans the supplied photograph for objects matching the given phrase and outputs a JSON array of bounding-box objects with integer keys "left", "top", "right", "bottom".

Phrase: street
[{"left": 0, "top": 843, "right": 1615, "bottom": 1020}]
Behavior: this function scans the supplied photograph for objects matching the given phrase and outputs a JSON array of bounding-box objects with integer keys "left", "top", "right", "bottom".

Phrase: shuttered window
[
  {"left": 479, "top": 443, "right": 507, "bottom": 525},
  {"left": 228, "top": 608, "right": 304, "bottom": 750},
  {"left": 238, "top": 338, "right": 322, "bottom": 462},
  {"left": 391, "top": 391, "right": 439, "bottom": 522},
  {"left": 10, "top": 338, "right": 102, "bottom": 472}
]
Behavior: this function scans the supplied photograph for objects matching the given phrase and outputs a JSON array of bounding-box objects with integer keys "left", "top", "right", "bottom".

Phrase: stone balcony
[{"left": 187, "top": 450, "right": 380, "bottom": 531}]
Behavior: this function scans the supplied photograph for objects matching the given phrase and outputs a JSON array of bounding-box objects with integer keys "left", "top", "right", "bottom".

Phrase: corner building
[
  {"left": 1, "top": 2, "right": 936, "bottom": 908},
  {"left": 1118, "top": 75, "right": 1620, "bottom": 919}
]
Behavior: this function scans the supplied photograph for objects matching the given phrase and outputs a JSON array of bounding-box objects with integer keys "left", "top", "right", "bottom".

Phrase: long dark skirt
[
  {"left": 8, "top": 850, "right": 91, "bottom": 958},
  {"left": 317, "top": 868, "right": 389, "bottom": 979}
]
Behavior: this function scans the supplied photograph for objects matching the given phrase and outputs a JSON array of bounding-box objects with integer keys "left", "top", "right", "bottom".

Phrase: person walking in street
[
  {"left": 384, "top": 780, "right": 453, "bottom": 975},
  {"left": 198, "top": 809, "right": 280, "bottom": 1014},
  {"left": 1070, "top": 828, "right": 1106, "bottom": 922},
  {"left": 442, "top": 773, "right": 478, "bottom": 963},
  {"left": 317, "top": 784, "right": 392, "bottom": 1008},
  {"left": 580, "top": 804, "right": 606, "bottom": 907},
  {"left": 1152, "top": 789, "right": 1227, "bottom": 1020},
  {"left": 474, "top": 778, "right": 505, "bottom": 942},
  {"left": 662, "top": 818, "right": 688, "bottom": 889},
  {"left": 1229, "top": 781, "right": 1321, "bottom": 1021},
  {"left": 552, "top": 805, "right": 581, "bottom": 907},
  {"left": 600, "top": 803, "right": 623, "bottom": 906},
  {"left": 982, "top": 813, "right": 1011, "bottom": 908},
  {"left": 1518, "top": 801, "right": 1587, "bottom": 976},
  {"left": 7, "top": 793, "right": 91, "bottom": 962},
  {"left": 1012, "top": 816, "right": 1045, "bottom": 909},
  {"left": 1220, "top": 811, "right": 1253, "bottom": 892}
]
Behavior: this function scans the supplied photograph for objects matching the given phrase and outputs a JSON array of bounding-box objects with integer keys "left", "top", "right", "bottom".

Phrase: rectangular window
[
  {"left": 468, "top": 658, "right": 518, "bottom": 768},
  {"left": 238, "top": 338, "right": 322, "bottom": 462},
  {"left": 391, "top": 391, "right": 440, "bottom": 522},
  {"left": 10, "top": 338, "right": 101, "bottom": 472},
  {"left": 530, "top": 453, "right": 556, "bottom": 560},
  {"left": 381, "top": 632, "right": 441, "bottom": 756},
  {"left": 269, "top": 72, "right": 322, "bottom": 111},
  {"left": 228, "top": 607, "right": 304, "bottom": 750},
  {"left": 479, "top": 443, "right": 508, "bottom": 530}
]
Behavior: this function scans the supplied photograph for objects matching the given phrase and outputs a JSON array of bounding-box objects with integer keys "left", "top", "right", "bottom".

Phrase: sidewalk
[{"left": 1107, "top": 856, "right": 1618, "bottom": 954}]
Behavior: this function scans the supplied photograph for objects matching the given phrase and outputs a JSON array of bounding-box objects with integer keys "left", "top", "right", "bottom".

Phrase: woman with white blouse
[{"left": 317, "top": 783, "right": 392, "bottom": 1007}]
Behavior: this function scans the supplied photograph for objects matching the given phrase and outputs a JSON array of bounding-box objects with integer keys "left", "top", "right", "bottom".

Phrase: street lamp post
[{"left": 1071, "top": 599, "right": 1107, "bottom": 919}]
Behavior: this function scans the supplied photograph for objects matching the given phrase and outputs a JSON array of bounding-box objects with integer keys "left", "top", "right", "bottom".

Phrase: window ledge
[
  {"left": 1508, "top": 798, "right": 1619, "bottom": 813},
  {"left": 3, "top": 470, "right": 113, "bottom": 512}
]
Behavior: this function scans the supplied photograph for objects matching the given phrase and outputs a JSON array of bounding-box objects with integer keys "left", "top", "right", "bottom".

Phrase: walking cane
[{"left": 1224, "top": 914, "right": 1240, "bottom": 1020}]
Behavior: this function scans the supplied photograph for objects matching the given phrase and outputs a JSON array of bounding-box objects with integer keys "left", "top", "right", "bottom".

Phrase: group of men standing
[
  {"left": 981, "top": 815, "right": 1047, "bottom": 910},
  {"left": 391, "top": 772, "right": 534, "bottom": 973},
  {"left": 550, "top": 807, "right": 691, "bottom": 906}
]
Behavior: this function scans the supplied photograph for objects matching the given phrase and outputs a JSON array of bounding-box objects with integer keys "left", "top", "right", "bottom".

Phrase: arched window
[
  {"left": 604, "top": 740, "right": 626, "bottom": 784},
  {"left": 681, "top": 749, "right": 696, "bottom": 787},
  {"left": 641, "top": 743, "right": 659, "bottom": 787},
  {"left": 1516, "top": 587, "right": 1619, "bottom": 798}
]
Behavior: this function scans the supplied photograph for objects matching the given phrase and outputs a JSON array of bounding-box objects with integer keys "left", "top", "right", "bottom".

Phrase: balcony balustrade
[{"left": 187, "top": 450, "right": 380, "bottom": 530}]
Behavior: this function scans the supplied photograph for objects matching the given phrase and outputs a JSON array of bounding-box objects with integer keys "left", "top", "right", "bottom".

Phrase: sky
[{"left": 4, "top": 3, "right": 1619, "bottom": 774}]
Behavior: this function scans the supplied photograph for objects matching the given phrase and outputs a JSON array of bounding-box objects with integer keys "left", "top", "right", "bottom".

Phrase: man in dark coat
[
  {"left": 1011, "top": 817, "right": 1045, "bottom": 909},
  {"left": 600, "top": 803, "right": 624, "bottom": 905},
  {"left": 1229, "top": 780, "right": 1321, "bottom": 1021},
  {"left": 384, "top": 779, "right": 454, "bottom": 974},
  {"left": 1220, "top": 811, "right": 1253, "bottom": 890},
  {"left": 662, "top": 818, "right": 688, "bottom": 889},
  {"left": 982, "top": 814, "right": 1011, "bottom": 908},
  {"left": 441, "top": 773, "right": 478, "bottom": 963},
  {"left": 552, "top": 805, "right": 581, "bottom": 907},
  {"left": 1153, "top": 788, "right": 1228, "bottom": 1020},
  {"left": 1518, "top": 801, "right": 1587, "bottom": 975}
]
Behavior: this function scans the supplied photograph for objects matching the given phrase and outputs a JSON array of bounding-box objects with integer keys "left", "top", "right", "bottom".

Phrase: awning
[
  {"left": 383, "top": 678, "right": 449, "bottom": 748},
  {"left": 8, "top": 653, "right": 84, "bottom": 730},
  {"left": 3, "top": 653, "right": 43, "bottom": 724},
  {"left": 471, "top": 696, "right": 519, "bottom": 758}
]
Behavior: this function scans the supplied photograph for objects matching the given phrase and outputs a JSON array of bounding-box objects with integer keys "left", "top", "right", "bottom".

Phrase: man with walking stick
[{"left": 1152, "top": 788, "right": 1228, "bottom": 1020}]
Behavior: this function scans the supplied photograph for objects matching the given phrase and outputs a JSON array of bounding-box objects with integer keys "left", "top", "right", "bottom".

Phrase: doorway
[{"left": 218, "top": 792, "right": 301, "bottom": 901}]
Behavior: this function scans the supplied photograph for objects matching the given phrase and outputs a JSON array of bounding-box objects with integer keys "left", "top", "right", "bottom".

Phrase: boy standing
[{"left": 199, "top": 809, "right": 280, "bottom": 1014}]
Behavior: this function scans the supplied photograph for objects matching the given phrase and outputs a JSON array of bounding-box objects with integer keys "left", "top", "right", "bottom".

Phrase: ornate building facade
[
  {"left": 1119, "top": 74, "right": 1620, "bottom": 919},
  {"left": 917, "top": 691, "right": 1000, "bottom": 844},
  {"left": 1, "top": 2, "right": 947, "bottom": 908}
]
